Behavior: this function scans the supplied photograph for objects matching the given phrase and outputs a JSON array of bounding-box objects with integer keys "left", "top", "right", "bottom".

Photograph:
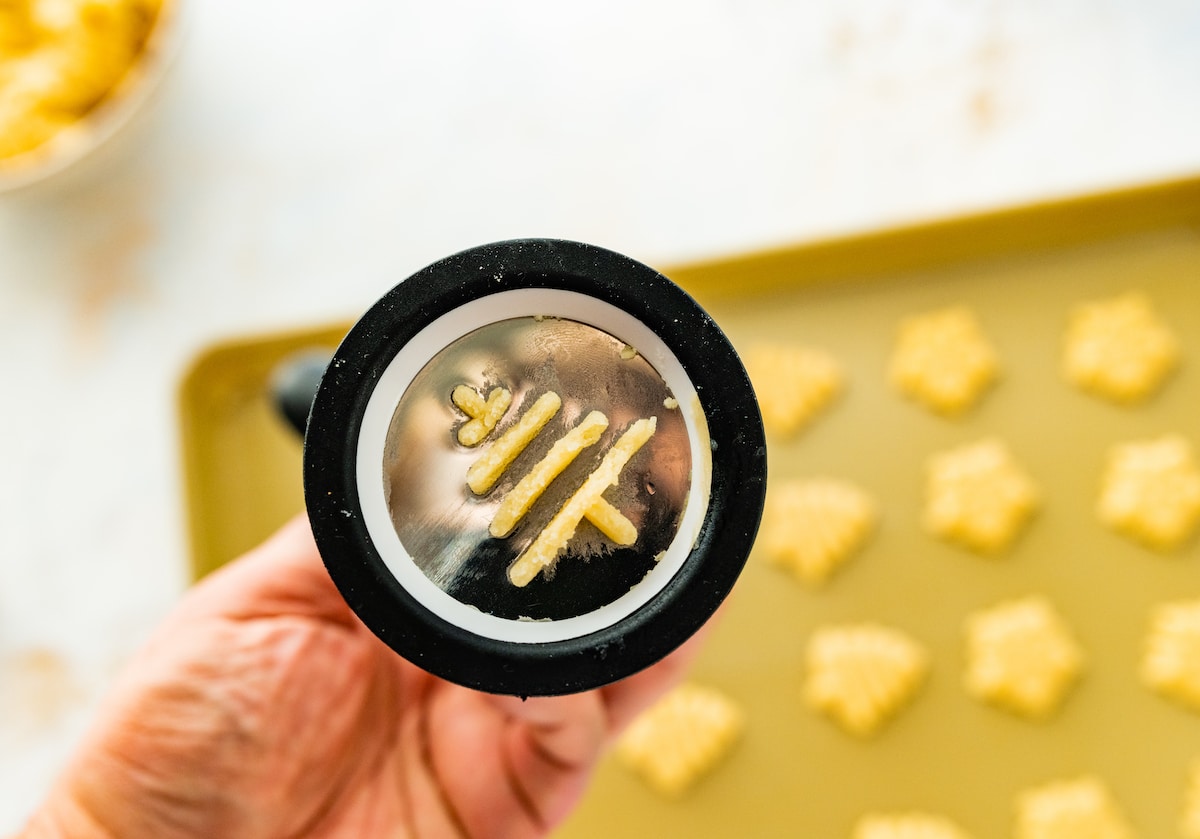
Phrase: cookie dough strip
[
  {"left": 583, "top": 498, "right": 638, "bottom": 546},
  {"left": 467, "top": 391, "right": 561, "bottom": 494},
  {"left": 509, "top": 416, "right": 656, "bottom": 587},
  {"left": 452, "top": 384, "right": 488, "bottom": 417},
  {"left": 490, "top": 410, "right": 609, "bottom": 537}
]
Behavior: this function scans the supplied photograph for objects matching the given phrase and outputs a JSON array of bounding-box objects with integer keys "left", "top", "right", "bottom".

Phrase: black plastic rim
[{"left": 303, "top": 239, "right": 766, "bottom": 696}]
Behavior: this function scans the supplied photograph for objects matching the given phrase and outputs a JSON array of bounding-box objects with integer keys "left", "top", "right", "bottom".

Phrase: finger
[
  {"left": 483, "top": 691, "right": 607, "bottom": 769},
  {"left": 482, "top": 690, "right": 609, "bottom": 833},
  {"left": 424, "top": 686, "right": 601, "bottom": 839}
]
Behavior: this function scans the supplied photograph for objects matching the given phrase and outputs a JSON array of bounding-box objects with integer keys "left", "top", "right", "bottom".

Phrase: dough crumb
[
  {"left": 804, "top": 623, "right": 929, "bottom": 737},
  {"left": 759, "top": 478, "right": 876, "bottom": 585},
  {"left": 1063, "top": 291, "right": 1180, "bottom": 404},
  {"left": 743, "top": 344, "right": 842, "bottom": 437},
  {"left": 890, "top": 306, "right": 999, "bottom": 417},
  {"left": 924, "top": 438, "right": 1039, "bottom": 555},
  {"left": 1014, "top": 776, "right": 1136, "bottom": 839},
  {"left": 1098, "top": 434, "right": 1200, "bottom": 552},
  {"left": 964, "top": 595, "right": 1085, "bottom": 719},
  {"left": 615, "top": 683, "right": 743, "bottom": 797}
]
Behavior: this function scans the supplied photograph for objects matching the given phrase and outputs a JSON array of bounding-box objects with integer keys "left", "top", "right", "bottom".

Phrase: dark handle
[{"left": 270, "top": 351, "right": 332, "bottom": 437}]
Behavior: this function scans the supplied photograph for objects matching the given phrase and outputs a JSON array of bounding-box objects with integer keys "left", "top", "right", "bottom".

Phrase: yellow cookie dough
[
  {"left": 964, "top": 595, "right": 1085, "bottom": 719},
  {"left": 853, "top": 813, "right": 975, "bottom": 839},
  {"left": 489, "top": 410, "right": 610, "bottom": 538},
  {"left": 451, "top": 384, "right": 513, "bottom": 447},
  {"left": 1014, "top": 776, "right": 1137, "bottom": 839},
  {"left": 466, "top": 391, "right": 561, "bottom": 495},
  {"left": 804, "top": 623, "right": 929, "bottom": 737},
  {"left": 889, "top": 306, "right": 999, "bottom": 417},
  {"left": 508, "top": 416, "right": 655, "bottom": 587},
  {"left": 1183, "top": 761, "right": 1200, "bottom": 839},
  {"left": 1141, "top": 599, "right": 1200, "bottom": 714},
  {"left": 0, "top": 0, "right": 163, "bottom": 159},
  {"left": 924, "top": 438, "right": 1040, "bottom": 555},
  {"left": 1098, "top": 435, "right": 1200, "bottom": 552},
  {"left": 743, "top": 343, "right": 842, "bottom": 438},
  {"left": 1062, "top": 291, "right": 1180, "bottom": 404},
  {"left": 759, "top": 477, "right": 877, "bottom": 586},
  {"left": 615, "top": 682, "right": 744, "bottom": 797}
]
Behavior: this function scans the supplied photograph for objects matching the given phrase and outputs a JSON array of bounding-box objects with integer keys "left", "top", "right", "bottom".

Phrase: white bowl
[{"left": 0, "top": 0, "right": 184, "bottom": 195}]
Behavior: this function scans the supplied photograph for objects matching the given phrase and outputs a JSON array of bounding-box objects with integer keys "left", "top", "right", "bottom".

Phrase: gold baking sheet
[
  {"left": 179, "top": 322, "right": 350, "bottom": 579},
  {"left": 178, "top": 177, "right": 1200, "bottom": 837}
]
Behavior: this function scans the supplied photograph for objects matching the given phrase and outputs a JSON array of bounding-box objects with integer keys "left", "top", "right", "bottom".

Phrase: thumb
[
  {"left": 478, "top": 690, "right": 610, "bottom": 831},
  {"left": 483, "top": 691, "right": 609, "bottom": 769}
]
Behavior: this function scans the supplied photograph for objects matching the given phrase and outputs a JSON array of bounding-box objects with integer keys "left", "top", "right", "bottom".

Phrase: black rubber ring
[{"left": 304, "top": 239, "right": 766, "bottom": 696}]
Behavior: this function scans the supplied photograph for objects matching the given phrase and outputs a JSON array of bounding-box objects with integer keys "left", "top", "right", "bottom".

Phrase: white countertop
[{"left": 2, "top": 0, "right": 1199, "bottom": 829}]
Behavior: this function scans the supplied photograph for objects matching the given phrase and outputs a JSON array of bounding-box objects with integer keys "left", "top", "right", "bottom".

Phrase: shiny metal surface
[{"left": 382, "top": 317, "right": 691, "bottom": 621}]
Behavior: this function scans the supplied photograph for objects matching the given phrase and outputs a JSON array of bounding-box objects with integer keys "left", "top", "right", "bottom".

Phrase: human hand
[{"left": 22, "top": 516, "right": 707, "bottom": 839}]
